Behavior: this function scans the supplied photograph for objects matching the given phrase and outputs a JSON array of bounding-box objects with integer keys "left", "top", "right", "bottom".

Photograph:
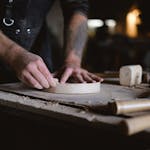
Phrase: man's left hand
[{"left": 54, "top": 64, "right": 103, "bottom": 83}]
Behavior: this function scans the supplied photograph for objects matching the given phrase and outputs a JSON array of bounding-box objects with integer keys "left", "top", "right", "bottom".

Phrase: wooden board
[
  {"left": 0, "top": 82, "right": 150, "bottom": 135},
  {"left": 0, "top": 90, "right": 122, "bottom": 127},
  {"left": 0, "top": 82, "right": 148, "bottom": 108}
]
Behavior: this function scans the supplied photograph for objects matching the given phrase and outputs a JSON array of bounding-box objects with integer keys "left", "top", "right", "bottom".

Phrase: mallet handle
[
  {"left": 120, "top": 114, "right": 150, "bottom": 135},
  {"left": 109, "top": 99, "right": 150, "bottom": 115}
]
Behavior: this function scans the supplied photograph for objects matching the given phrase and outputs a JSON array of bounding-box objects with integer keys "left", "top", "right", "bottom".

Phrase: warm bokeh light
[{"left": 126, "top": 7, "right": 141, "bottom": 38}]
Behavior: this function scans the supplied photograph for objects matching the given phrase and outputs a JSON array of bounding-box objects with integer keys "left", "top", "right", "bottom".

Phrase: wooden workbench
[
  {"left": 0, "top": 81, "right": 150, "bottom": 149},
  {"left": 0, "top": 81, "right": 150, "bottom": 129}
]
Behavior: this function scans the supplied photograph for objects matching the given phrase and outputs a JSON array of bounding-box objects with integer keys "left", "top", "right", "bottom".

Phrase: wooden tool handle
[
  {"left": 120, "top": 114, "right": 150, "bottom": 135},
  {"left": 109, "top": 99, "right": 150, "bottom": 115}
]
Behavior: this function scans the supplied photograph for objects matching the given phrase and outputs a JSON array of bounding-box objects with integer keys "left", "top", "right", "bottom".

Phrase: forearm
[
  {"left": 0, "top": 31, "right": 24, "bottom": 65},
  {"left": 64, "top": 13, "right": 88, "bottom": 66},
  {"left": 0, "top": 31, "right": 56, "bottom": 88}
]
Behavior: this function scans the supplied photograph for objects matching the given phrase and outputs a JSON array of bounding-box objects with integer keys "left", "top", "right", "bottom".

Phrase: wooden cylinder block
[
  {"left": 120, "top": 114, "right": 150, "bottom": 135},
  {"left": 109, "top": 99, "right": 150, "bottom": 115},
  {"left": 119, "top": 65, "right": 142, "bottom": 86},
  {"left": 45, "top": 82, "right": 101, "bottom": 94}
]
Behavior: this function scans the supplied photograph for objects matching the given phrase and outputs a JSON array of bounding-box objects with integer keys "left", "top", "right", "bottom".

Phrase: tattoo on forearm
[{"left": 66, "top": 19, "right": 87, "bottom": 58}]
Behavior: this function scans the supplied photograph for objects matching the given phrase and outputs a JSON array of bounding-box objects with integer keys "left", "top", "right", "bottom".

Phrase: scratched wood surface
[
  {"left": 0, "top": 82, "right": 150, "bottom": 135},
  {"left": 0, "top": 89, "right": 122, "bottom": 126},
  {"left": 0, "top": 82, "right": 149, "bottom": 108}
]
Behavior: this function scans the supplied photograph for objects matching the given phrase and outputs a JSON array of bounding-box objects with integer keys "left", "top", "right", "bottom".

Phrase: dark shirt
[
  {"left": 0, "top": 0, "right": 88, "bottom": 73},
  {"left": 0, "top": 0, "right": 88, "bottom": 50}
]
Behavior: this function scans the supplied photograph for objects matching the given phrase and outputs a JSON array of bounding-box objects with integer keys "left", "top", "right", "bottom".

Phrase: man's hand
[
  {"left": 0, "top": 31, "right": 56, "bottom": 89},
  {"left": 57, "top": 13, "right": 103, "bottom": 83},
  {"left": 13, "top": 51, "right": 57, "bottom": 89},
  {"left": 6, "top": 46, "right": 56, "bottom": 89},
  {"left": 54, "top": 63, "right": 103, "bottom": 83}
]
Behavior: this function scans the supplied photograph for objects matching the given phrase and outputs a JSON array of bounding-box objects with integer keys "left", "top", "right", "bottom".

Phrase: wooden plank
[
  {"left": 0, "top": 83, "right": 150, "bottom": 135},
  {"left": 0, "top": 90, "right": 122, "bottom": 127},
  {"left": 0, "top": 82, "right": 148, "bottom": 108}
]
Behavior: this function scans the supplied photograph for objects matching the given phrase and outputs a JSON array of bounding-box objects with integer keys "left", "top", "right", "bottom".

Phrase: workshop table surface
[{"left": 0, "top": 81, "right": 150, "bottom": 136}]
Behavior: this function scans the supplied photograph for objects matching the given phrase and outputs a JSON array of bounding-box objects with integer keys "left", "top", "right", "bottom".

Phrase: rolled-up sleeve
[{"left": 60, "top": 0, "right": 89, "bottom": 22}]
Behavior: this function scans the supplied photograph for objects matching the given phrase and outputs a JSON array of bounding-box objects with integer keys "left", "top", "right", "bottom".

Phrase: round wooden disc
[{"left": 45, "top": 82, "right": 101, "bottom": 94}]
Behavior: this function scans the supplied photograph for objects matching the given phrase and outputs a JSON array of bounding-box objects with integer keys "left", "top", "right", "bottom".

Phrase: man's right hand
[
  {"left": 0, "top": 31, "right": 56, "bottom": 89},
  {"left": 7, "top": 46, "right": 56, "bottom": 89}
]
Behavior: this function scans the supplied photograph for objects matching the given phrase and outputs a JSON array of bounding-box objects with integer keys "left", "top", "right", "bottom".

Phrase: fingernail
[
  {"left": 35, "top": 84, "right": 43, "bottom": 89},
  {"left": 51, "top": 80, "right": 57, "bottom": 87}
]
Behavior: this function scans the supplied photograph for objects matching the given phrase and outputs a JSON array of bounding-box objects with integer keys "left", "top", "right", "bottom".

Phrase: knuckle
[
  {"left": 35, "top": 57, "right": 42, "bottom": 64},
  {"left": 74, "top": 68, "right": 80, "bottom": 74},
  {"left": 19, "top": 70, "right": 26, "bottom": 79},
  {"left": 34, "top": 54, "right": 43, "bottom": 61},
  {"left": 84, "top": 70, "right": 88, "bottom": 74},
  {"left": 26, "top": 62, "right": 35, "bottom": 70},
  {"left": 26, "top": 64, "right": 31, "bottom": 70}
]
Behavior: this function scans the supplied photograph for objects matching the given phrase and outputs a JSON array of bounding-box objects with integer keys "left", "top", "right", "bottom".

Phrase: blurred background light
[
  {"left": 88, "top": 19, "right": 104, "bottom": 28},
  {"left": 105, "top": 19, "right": 117, "bottom": 27},
  {"left": 126, "top": 7, "right": 141, "bottom": 38}
]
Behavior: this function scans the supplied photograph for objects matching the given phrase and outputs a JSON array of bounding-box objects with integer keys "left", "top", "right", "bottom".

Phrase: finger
[
  {"left": 88, "top": 73, "right": 104, "bottom": 82},
  {"left": 52, "top": 72, "right": 57, "bottom": 77},
  {"left": 82, "top": 73, "right": 95, "bottom": 83},
  {"left": 60, "top": 68, "right": 73, "bottom": 83},
  {"left": 30, "top": 66, "right": 50, "bottom": 88},
  {"left": 75, "top": 74, "right": 85, "bottom": 83},
  {"left": 37, "top": 61, "right": 56, "bottom": 87},
  {"left": 21, "top": 71, "right": 43, "bottom": 89}
]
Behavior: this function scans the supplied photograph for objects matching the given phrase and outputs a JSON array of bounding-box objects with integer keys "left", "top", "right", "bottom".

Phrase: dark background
[
  {"left": 89, "top": 0, "right": 149, "bottom": 26},
  {"left": 83, "top": 0, "right": 150, "bottom": 72},
  {"left": 47, "top": 0, "right": 150, "bottom": 72}
]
